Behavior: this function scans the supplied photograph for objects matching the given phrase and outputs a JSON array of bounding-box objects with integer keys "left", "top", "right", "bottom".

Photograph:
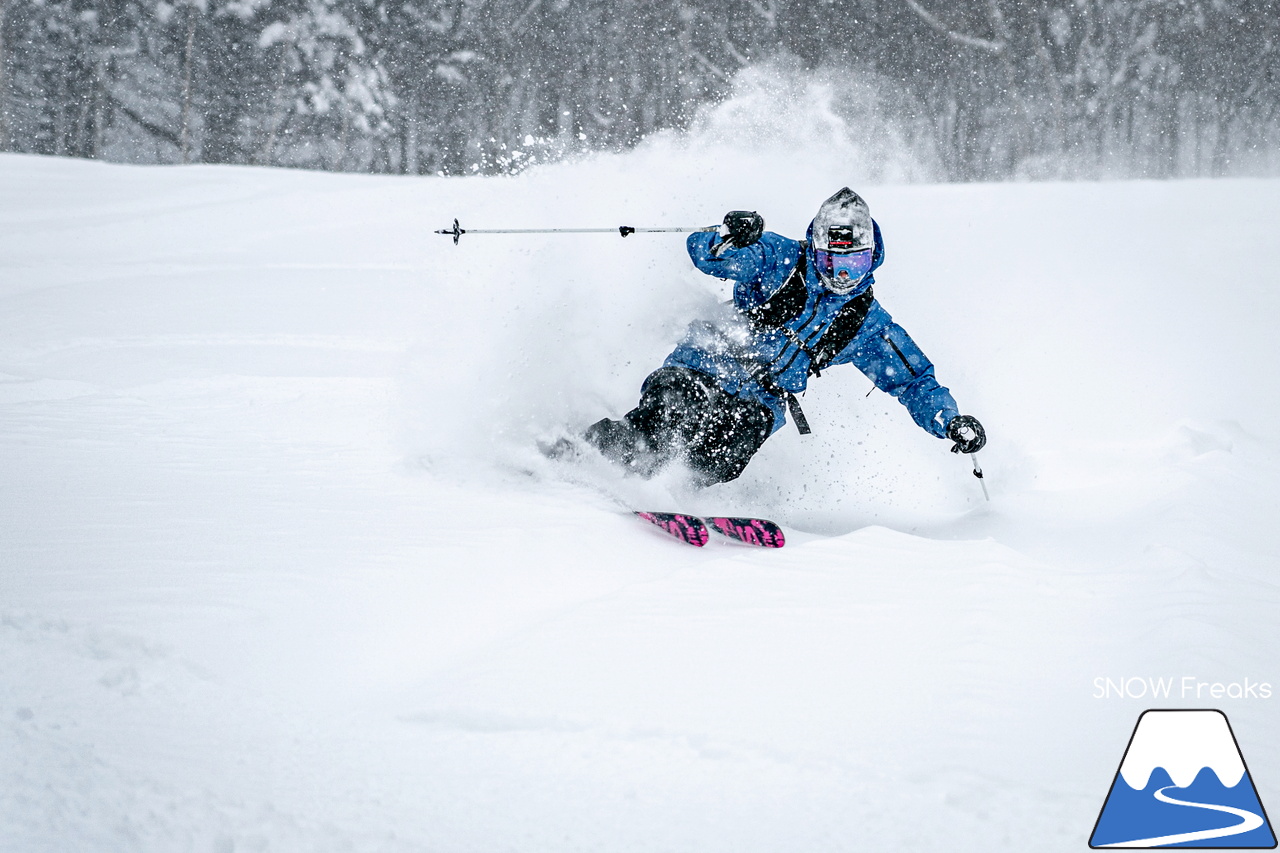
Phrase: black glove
[
  {"left": 721, "top": 210, "right": 764, "bottom": 248},
  {"left": 947, "top": 415, "right": 986, "bottom": 454}
]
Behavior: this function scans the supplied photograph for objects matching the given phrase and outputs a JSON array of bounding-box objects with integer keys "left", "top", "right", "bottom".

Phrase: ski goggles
[{"left": 814, "top": 247, "right": 874, "bottom": 284}]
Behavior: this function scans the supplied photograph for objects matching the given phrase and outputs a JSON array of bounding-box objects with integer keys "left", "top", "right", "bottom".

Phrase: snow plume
[
  {"left": 645, "top": 62, "right": 940, "bottom": 188},
  {"left": 395, "top": 163, "right": 688, "bottom": 474},
  {"left": 397, "top": 228, "right": 712, "bottom": 482}
]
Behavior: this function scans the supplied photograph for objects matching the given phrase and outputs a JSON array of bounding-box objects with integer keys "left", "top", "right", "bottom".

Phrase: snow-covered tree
[{"left": 0, "top": 0, "right": 1276, "bottom": 178}]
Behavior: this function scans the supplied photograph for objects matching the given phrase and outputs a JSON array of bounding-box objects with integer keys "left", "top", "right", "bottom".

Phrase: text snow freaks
[{"left": 1093, "top": 677, "right": 1273, "bottom": 700}]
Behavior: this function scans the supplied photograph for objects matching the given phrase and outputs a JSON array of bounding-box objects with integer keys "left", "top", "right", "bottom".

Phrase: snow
[
  {"left": 2, "top": 143, "right": 1280, "bottom": 852},
  {"left": 1118, "top": 711, "right": 1245, "bottom": 789}
]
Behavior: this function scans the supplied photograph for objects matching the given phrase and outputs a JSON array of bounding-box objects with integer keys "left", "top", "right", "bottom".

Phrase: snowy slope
[{"left": 2, "top": 140, "right": 1279, "bottom": 853}]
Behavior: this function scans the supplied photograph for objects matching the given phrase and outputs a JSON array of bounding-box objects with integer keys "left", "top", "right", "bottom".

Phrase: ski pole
[
  {"left": 970, "top": 452, "right": 990, "bottom": 501},
  {"left": 435, "top": 218, "right": 718, "bottom": 245}
]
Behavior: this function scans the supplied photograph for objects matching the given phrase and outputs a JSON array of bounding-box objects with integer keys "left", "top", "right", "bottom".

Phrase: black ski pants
[{"left": 584, "top": 366, "right": 773, "bottom": 485}]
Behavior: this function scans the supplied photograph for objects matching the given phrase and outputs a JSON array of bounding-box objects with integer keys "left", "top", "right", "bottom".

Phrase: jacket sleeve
[
  {"left": 687, "top": 230, "right": 767, "bottom": 283},
  {"left": 686, "top": 231, "right": 803, "bottom": 307},
  {"left": 844, "top": 321, "right": 959, "bottom": 438}
]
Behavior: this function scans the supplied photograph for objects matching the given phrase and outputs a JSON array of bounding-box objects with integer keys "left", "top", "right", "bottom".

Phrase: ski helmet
[{"left": 809, "top": 187, "right": 874, "bottom": 294}]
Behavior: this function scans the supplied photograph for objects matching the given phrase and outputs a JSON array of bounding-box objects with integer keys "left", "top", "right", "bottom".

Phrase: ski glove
[
  {"left": 721, "top": 210, "right": 764, "bottom": 248},
  {"left": 947, "top": 415, "right": 986, "bottom": 454}
]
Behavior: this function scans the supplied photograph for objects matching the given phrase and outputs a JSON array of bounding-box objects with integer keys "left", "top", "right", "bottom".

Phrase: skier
[{"left": 582, "top": 187, "right": 986, "bottom": 485}]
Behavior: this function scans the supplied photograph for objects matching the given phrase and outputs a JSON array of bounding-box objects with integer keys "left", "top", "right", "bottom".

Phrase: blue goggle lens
[{"left": 815, "top": 247, "right": 873, "bottom": 283}]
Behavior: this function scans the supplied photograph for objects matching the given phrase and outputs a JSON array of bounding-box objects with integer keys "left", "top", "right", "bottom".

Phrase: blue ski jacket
[{"left": 664, "top": 226, "right": 959, "bottom": 437}]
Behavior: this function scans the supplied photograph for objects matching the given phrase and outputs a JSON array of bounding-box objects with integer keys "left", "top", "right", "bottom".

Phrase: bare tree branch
[
  {"left": 742, "top": 0, "right": 777, "bottom": 27},
  {"left": 902, "top": 0, "right": 1005, "bottom": 54},
  {"left": 723, "top": 38, "right": 750, "bottom": 69},
  {"left": 511, "top": 0, "right": 542, "bottom": 33},
  {"left": 689, "top": 48, "right": 731, "bottom": 82},
  {"left": 106, "top": 90, "right": 183, "bottom": 148}
]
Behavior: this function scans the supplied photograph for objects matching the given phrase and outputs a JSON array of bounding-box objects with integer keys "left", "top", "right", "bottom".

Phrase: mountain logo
[{"left": 1090, "top": 709, "right": 1276, "bottom": 848}]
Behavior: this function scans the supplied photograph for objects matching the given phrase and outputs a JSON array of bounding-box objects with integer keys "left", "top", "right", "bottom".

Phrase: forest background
[{"left": 1, "top": 0, "right": 1277, "bottom": 181}]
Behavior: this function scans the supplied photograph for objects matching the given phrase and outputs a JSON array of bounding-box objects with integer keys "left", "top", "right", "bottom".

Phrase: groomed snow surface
[{"left": 3, "top": 137, "right": 1279, "bottom": 852}]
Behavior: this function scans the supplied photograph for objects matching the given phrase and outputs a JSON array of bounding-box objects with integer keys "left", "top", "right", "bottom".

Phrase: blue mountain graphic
[{"left": 1091, "top": 766, "right": 1276, "bottom": 848}]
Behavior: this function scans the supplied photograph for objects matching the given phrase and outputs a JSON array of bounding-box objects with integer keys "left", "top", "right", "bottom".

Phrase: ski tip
[
  {"left": 706, "top": 516, "right": 786, "bottom": 548},
  {"left": 634, "top": 511, "right": 709, "bottom": 547}
]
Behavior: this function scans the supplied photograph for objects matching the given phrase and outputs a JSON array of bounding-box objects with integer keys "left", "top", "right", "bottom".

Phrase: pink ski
[
  {"left": 634, "top": 512, "right": 785, "bottom": 548},
  {"left": 635, "top": 512, "right": 709, "bottom": 547},
  {"left": 705, "top": 516, "right": 786, "bottom": 548}
]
